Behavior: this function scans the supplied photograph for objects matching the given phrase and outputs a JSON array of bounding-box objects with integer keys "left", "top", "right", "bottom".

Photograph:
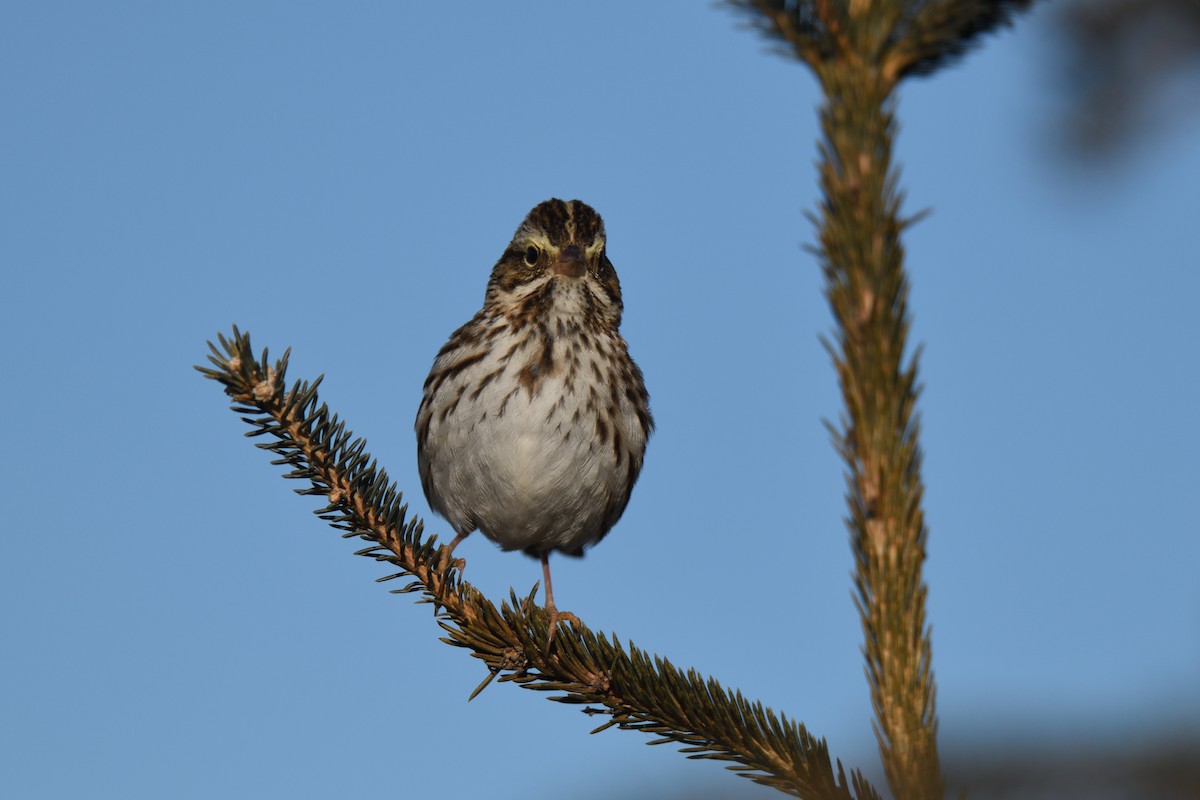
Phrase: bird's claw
[
  {"left": 436, "top": 548, "right": 466, "bottom": 576},
  {"left": 543, "top": 607, "right": 580, "bottom": 656}
]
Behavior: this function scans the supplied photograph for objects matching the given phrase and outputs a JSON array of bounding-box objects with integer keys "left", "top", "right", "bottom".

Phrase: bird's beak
[{"left": 552, "top": 244, "right": 586, "bottom": 278}]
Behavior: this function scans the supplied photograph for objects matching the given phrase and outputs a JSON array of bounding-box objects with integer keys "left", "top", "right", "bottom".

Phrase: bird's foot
[
  {"left": 436, "top": 531, "right": 470, "bottom": 576},
  {"left": 543, "top": 606, "right": 580, "bottom": 656},
  {"left": 437, "top": 548, "right": 466, "bottom": 575},
  {"left": 431, "top": 538, "right": 468, "bottom": 616}
]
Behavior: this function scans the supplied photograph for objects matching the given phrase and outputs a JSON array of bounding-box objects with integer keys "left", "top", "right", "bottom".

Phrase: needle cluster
[{"left": 728, "top": 0, "right": 1037, "bottom": 81}]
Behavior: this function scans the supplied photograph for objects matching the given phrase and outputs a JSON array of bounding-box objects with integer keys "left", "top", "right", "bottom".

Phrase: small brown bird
[{"left": 416, "top": 198, "right": 652, "bottom": 640}]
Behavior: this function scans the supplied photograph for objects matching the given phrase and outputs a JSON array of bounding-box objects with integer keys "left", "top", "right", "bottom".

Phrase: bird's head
[{"left": 484, "top": 199, "right": 624, "bottom": 328}]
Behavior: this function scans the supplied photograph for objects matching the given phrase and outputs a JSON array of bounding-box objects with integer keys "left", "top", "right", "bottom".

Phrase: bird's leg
[
  {"left": 541, "top": 553, "right": 579, "bottom": 654},
  {"left": 438, "top": 530, "right": 470, "bottom": 575}
]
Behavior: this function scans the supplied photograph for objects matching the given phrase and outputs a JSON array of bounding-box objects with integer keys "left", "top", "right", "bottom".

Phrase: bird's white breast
[{"left": 420, "top": 299, "right": 645, "bottom": 554}]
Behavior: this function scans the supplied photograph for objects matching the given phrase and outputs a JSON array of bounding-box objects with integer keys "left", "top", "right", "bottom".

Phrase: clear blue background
[{"left": 3, "top": 3, "right": 1197, "bottom": 798}]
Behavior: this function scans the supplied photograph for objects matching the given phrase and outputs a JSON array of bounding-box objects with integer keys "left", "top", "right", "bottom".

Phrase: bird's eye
[{"left": 524, "top": 246, "right": 539, "bottom": 266}]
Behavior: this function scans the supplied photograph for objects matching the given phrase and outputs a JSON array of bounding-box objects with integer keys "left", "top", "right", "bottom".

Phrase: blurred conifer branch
[
  {"left": 726, "top": 1, "right": 1036, "bottom": 798},
  {"left": 197, "top": 327, "right": 882, "bottom": 800},
  {"left": 728, "top": 0, "right": 1035, "bottom": 81},
  {"left": 1055, "top": 0, "right": 1200, "bottom": 157}
]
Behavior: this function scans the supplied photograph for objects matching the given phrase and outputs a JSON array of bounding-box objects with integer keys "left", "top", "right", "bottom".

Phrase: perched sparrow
[{"left": 416, "top": 198, "right": 652, "bottom": 641}]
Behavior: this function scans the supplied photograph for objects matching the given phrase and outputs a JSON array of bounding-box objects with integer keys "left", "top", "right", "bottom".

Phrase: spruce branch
[
  {"left": 728, "top": 3, "right": 1035, "bottom": 796},
  {"left": 197, "top": 326, "right": 882, "bottom": 800},
  {"left": 812, "top": 63, "right": 944, "bottom": 798},
  {"left": 723, "top": 1, "right": 1041, "bottom": 797}
]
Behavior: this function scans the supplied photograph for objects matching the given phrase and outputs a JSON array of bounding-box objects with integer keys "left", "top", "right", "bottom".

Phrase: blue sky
[{"left": 3, "top": 3, "right": 1197, "bottom": 798}]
